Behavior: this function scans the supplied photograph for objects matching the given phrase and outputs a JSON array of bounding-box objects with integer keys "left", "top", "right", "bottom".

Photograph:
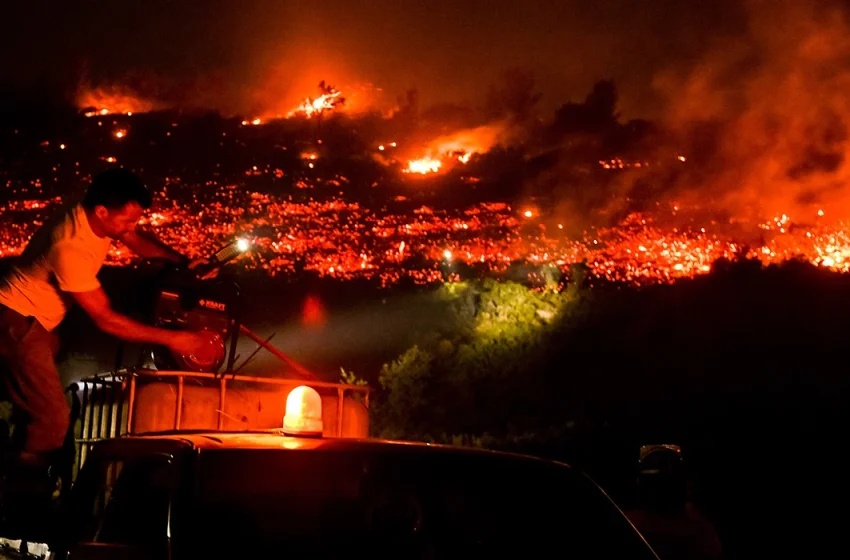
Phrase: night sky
[{"left": 1, "top": 0, "right": 753, "bottom": 118}]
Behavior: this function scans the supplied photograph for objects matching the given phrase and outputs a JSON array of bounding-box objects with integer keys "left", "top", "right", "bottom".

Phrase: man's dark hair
[{"left": 82, "top": 168, "right": 152, "bottom": 210}]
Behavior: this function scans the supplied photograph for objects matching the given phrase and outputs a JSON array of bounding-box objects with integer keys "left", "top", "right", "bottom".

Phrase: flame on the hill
[
  {"left": 404, "top": 124, "right": 504, "bottom": 175},
  {"left": 240, "top": 83, "right": 346, "bottom": 124},
  {"left": 405, "top": 157, "right": 442, "bottom": 174},
  {"left": 77, "top": 87, "right": 154, "bottom": 116},
  {"left": 288, "top": 85, "right": 344, "bottom": 118}
]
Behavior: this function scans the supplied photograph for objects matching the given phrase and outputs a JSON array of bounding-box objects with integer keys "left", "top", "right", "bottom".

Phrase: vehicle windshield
[{"left": 189, "top": 447, "right": 655, "bottom": 558}]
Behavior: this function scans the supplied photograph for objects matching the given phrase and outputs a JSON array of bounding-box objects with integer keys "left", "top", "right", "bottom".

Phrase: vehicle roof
[{"left": 91, "top": 430, "right": 569, "bottom": 468}]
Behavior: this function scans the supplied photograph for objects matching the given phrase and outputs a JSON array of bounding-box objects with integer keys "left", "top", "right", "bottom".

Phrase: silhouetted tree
[
  {"left": 397, "top": 89, "right": 419, "bottom": 119},
  {"left": 584, "top": 79, "right": 619, "bottom": 127},
  {"left": 317, "top": 80, "right": 346, "bottom": 110},
  {"left": 552, "top": 79, "right": 620, "bottom": 135},
  {"left": 485, "top": 68, "right": 542, "bottom": 123}
]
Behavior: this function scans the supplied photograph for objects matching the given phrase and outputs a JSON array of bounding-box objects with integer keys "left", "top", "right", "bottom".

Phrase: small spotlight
[
  {"left": 237, "top": 238, "right": 251, "bottom": 252},
  {"left": 443, "top": 250, "right": 452, "bottom": 260}
]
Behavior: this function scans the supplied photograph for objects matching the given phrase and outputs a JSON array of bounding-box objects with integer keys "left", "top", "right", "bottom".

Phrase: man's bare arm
[
  {"left": 71, "top": 287, "right": 173, "bottom": 345},
  {"left": 119, "top": 228, "right": 186, "bottom": 263},
  {"left": 120, "top": 228, "right": 217, "bottom": 278},
  {"left": 72, "top": 288, "right": 208, "bottom": 357}
]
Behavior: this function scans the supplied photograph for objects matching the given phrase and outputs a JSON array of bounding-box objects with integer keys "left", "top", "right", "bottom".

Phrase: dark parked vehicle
[{"left": 49, "top": 429, "right": 657, "bottom": 558}]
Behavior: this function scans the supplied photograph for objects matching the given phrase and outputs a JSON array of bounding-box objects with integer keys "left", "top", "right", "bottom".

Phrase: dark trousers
[{"left": 0, "top": 305, "right": 69, "bottom": 456}]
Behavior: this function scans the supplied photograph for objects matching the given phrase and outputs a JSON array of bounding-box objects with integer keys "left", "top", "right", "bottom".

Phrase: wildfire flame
[
  {"left": 287, "top": 82, "right": 344, "bottom": 119},
  {"left": 239, "top": 83, "right": 346, "bottom": 124},
  {"left": 403, "top": 124, "right": 504, "bottom": 175},
  {"left": 405, "top": 157, "right": 442, "bottom": 174},
  {"left": 77, "top": 87, "right": 154, "bottom": 116}
]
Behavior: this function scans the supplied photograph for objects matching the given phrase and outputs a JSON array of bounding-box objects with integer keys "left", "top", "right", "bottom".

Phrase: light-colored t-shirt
[{"left": 0, "top": 203, "right": 112, "bottom": 331}]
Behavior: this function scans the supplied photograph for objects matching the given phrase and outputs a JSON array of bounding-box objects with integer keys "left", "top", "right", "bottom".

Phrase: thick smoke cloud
[
  {"left": 653, "top": 0, "right": 850, "bottom": 224},
  {"left": 532, "top": 0, "right": 850, "bottom": 234}
]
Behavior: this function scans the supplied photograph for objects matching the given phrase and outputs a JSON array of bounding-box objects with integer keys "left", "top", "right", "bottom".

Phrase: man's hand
[
  {"left": 167, "top": 330, "right": 213, "bottom": 358},
  {"left": 71, "top": 288, "right": 217, "bottom": 358},
  {"left": 188, "top": 257, "right": 219, "bottom": 280}
]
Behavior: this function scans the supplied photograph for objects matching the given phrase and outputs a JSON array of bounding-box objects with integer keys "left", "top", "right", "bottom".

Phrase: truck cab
[
  {"left": 56, "top": 433, "right": 658, "bottom": 559},
  {"left": 44, "top": 385, "right": 658, "bottom": 559}
]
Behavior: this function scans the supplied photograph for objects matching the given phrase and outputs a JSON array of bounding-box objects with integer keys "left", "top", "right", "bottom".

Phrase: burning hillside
[
  {"left": 241, "top": 81, "right": 349, "bottom": 124},
  {"left": 402, "top": 125, "right": 505, "bottom": 175},
  {"left": 24, "top": 74, "right": 850, "bottom": 290},
  {"left": 7, "top": 2, "right": 849, "bottom": 290},
  {"left": 288, "top": 81, "right": 345, "bottom": 118},
  {"left": 2, "top": 168, "right": 849, "bottom": 289},
  {"left": 77, "top": 86, "right": 157, "bottom": 117}
]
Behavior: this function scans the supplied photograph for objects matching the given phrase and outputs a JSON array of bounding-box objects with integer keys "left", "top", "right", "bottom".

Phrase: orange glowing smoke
[
  {"left": 428, "top": 125, "right": 503, "bottom": 158},
  {"left": 648, "top": 3, "right": 850, "bottom": 226},
  {"left": 403, "top": 124, "right": 504, "bottom": 175},
  {"left": 77, "top": 86, "right": 154, "bottom": 116}
]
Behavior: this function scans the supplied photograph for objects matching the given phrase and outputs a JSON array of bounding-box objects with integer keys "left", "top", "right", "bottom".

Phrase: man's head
[{"left": 82, "top": 168, "right": 152, "bottom": 239}]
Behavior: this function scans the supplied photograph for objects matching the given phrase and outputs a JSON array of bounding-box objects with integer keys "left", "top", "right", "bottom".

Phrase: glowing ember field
[
  {"left": 1, "top": 185, "right": 848, "bottom": 287},
  {"left": 3, "top": 83, "right": 849, "bottom": 288}
]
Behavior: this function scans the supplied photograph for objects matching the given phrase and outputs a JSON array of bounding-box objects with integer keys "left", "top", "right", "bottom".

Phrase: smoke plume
[{"left": 654, "top": 0, "right": 850, "bottom": 225}]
